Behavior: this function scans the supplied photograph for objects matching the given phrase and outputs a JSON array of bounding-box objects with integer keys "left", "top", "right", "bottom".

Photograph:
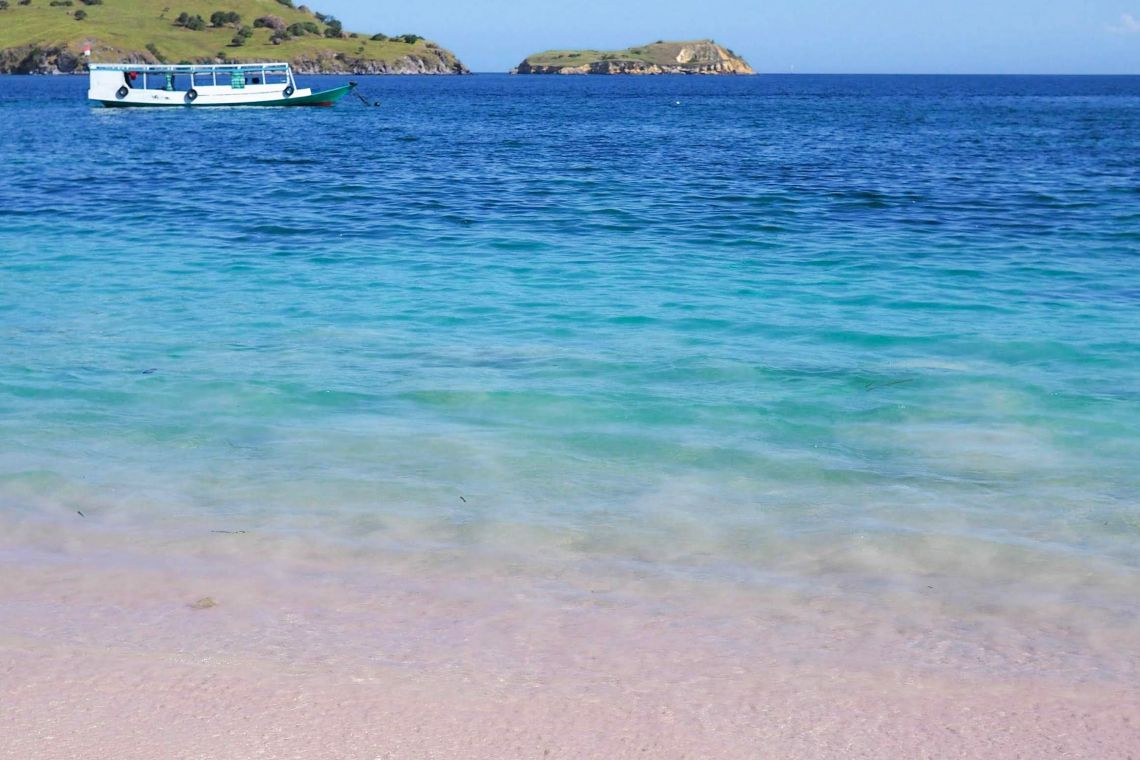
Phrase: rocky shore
[{"left": 0, "top": 44, "right": 468, "bottom": 75}]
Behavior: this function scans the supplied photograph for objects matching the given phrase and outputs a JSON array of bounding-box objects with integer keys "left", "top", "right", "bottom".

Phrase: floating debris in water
[
  {"left": 210, "top": 530, "right": 247, "bottom": 534},
  {"left": 189, "top": 597, "right": 217, "bottom": 610},
  {"left": 76, "top": 510, "right": 85, "bottom": 518}
]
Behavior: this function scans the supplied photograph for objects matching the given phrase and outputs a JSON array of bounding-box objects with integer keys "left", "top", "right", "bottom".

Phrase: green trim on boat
[{"left": 100, "top": 84, "right": 355, "bottom": 109}]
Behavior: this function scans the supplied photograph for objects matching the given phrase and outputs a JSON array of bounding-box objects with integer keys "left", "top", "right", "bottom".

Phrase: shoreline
[{"left": 2, "top": 509, "right": 1138, "bottom": 758}]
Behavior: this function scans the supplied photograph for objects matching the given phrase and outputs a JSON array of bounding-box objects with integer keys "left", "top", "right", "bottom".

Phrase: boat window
[{"left": 139, "top": 73, "right": 167, "bottom": 90}]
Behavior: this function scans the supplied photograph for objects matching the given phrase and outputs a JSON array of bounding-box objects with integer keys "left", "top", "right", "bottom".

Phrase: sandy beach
[{"left": 2, "top": 523, "right": 1137, "bottom": 760}]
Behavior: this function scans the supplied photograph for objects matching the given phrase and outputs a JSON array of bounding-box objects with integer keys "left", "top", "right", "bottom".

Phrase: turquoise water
[{"left": 1, "top": 75, "right": 1138, "bottom": 638}]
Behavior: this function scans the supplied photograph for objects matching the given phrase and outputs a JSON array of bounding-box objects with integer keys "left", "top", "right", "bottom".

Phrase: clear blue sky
[{"left": 315, "top": 0, "right": 1139, "bottom": 74}]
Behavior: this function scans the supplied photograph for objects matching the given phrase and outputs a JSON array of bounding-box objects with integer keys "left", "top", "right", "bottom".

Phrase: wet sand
[{"left": 2, "top": 540, "right": 1136, "bottom": 759}]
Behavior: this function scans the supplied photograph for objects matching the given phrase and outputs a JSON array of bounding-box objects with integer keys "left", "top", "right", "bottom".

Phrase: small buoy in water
[{"left": 674, "top": 100, "right": 681, "bottom": 106}]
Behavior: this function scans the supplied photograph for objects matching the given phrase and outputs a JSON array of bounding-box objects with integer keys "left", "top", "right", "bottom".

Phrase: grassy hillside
[
  {"left": 515, "top": 40, "right": 753, "bottom": 75},
  {"left": 0, "top": 0, "right": 467, "bottom": 73},
  {"left": 524, "top": 43, "right": 691, "bottom": 68}
]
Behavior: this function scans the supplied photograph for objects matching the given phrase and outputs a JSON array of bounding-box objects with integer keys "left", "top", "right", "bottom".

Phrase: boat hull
[{"left": 96, "top": 84, "right": 355, "bottom": 108}]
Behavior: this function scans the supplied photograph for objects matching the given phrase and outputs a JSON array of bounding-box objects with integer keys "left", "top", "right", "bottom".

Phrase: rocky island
[
  {"left": 512, "top": 40, "right": 753, "bottom": 75},
  {"left": 0, "top": 0, "right": 468, "bottom": 74}
]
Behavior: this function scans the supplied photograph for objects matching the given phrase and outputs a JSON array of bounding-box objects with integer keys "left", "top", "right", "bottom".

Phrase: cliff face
[
  {"left": 0, "top": 44, "right": 468, "bottom": 75},
  {"left": 512, "top": 40, "right": 753, "bottom": 75},
  {"left": 282, "top": 48, "right": 467, "bottom": 75},
  {"left": 0, "top": 45, "right": 468, "bottom": 75},
  {"left": 0, "top": 45, "right": 87, "bottom": 75}
]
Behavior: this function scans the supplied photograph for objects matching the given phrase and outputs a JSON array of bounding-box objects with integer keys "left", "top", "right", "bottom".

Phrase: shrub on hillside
[
  {"left": 145, "top": 42, "right": 167, "bottom": 62},
  {"left": 74, "top": 8, "right": 85, "bottom": 19},
  {"left": 323, "top": 17, "right": 342, "bottom": 37},
  {"left": 275, "top": 0, "right": 293, "bottom": 6},
  {"left": 210, "top": 10, "right": 241, "bottom": 26},
  {"left": 50, "top": 1, "right": 74, "bottom": 6},
  {"left": 397, "top": 34, "right": 423, "bottom": 44},
  {"left": 79, "top": 0, "right": 101, "bottom": 4},
  {"left": 285, "top": 21, "right": 319, "bottom": 36},
  {"left": 370, "top": 33, "right": 388, "bottom": 41},
  {"left": 253, "top": 15, "right": 286, "bottom": 31},
  {"left": 175, "top": 11, "right": 207, "bottom": 30},
  {"left": 0, "top": 1, "right": 10, "bottom": 10}
]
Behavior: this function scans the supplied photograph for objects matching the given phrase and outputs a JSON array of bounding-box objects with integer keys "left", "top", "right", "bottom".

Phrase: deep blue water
[{"left": 0, "top": 74, "right": 1138, "bottom": 618}]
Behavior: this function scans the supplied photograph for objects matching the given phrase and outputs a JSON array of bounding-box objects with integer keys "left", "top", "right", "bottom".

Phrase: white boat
[{"left": 88, "top": 62, "right": 355, "bottom": 108}]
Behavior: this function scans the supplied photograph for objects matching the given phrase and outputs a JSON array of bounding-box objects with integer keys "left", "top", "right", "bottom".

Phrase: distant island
[
  {"left": 512, "top": 40, "right": 753, "bottom": 75},
  {"left": 0, "top": 0, "right": 468, "bottom": 74}
]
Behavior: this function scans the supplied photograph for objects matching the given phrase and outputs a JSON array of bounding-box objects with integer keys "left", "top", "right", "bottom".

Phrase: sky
[{"left": 309, "top": 0, "right": 1140, "bottom": 74}]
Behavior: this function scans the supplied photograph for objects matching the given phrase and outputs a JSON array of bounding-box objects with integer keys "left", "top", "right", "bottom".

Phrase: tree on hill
[
  {"left": 286, "top": 21, "right": 319, "bottom": 36},
  {"left": 230, "top": 25, "right": 252, "bottom": 46},
  {"left": 253, "top": 15, "right": 286, "bottom": 31},
  {"left": 323, "top": 17, "right": 343, "bottom": 38},
  {"left": 210, "top": 10, "right": 241, "bottom": 27},
  {"left": 175, "top": 12, "right": 208, "bottom": 31}
]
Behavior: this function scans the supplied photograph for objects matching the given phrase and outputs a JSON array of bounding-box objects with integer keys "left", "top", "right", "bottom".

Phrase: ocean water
[{"left": 1, "top": 74, "right": 1139, "bottom": 684}]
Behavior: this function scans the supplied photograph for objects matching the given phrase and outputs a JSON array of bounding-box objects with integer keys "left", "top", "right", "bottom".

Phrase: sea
[{"left": 1, "top": 74, "right": 1138, "bottom": 752}]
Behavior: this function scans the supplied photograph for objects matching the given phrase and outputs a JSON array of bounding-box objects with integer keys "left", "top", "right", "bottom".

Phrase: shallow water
[{"left": 1, "top": 75, "right": 1139, "bottom": 689}]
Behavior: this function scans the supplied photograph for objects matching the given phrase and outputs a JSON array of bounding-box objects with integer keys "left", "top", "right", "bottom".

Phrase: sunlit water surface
[{"left": 1, "top": 74, "right": 1138, "bottom": 680}]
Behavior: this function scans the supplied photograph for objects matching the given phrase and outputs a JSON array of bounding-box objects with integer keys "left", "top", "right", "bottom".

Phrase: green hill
[
  {"left": 512, "top": 40, "right": 753, "bottom": 75},
  {"left": 0, "top": 0, "right": 468, "bottom": 74}
]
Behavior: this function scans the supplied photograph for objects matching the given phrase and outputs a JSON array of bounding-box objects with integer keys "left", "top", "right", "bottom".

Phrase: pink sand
[{"left": 1, "top": 530, "right": 1137, "bottom": 758}]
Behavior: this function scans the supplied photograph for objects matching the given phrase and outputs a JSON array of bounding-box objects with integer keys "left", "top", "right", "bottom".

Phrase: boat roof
[{"left": 90, "top": 62, "right": 291, "bottom": 73}]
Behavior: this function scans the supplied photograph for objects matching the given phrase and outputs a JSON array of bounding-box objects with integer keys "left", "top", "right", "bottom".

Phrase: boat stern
[{"left": 87, "top": 67, "right": 129, "bottom": 104}]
